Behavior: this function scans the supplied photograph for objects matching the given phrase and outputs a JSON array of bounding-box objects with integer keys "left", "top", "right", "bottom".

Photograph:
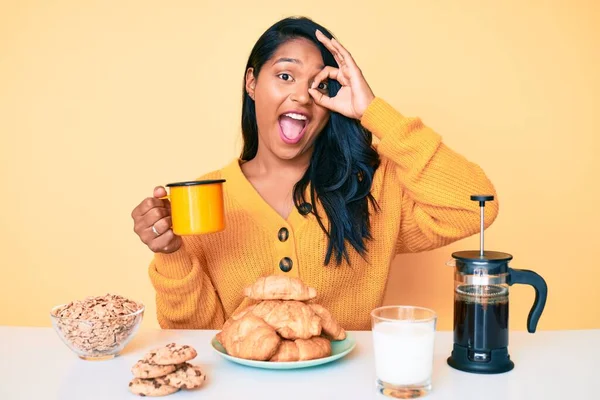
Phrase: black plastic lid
[
  {"left": 452, "top": 250, "right": 513, "bottom": 274},
  {"left": 452, "top": 250, "right": 513, "bottom": 263},
  {"left": 166, "top": 179, "right": 225, "bottom": 187}
]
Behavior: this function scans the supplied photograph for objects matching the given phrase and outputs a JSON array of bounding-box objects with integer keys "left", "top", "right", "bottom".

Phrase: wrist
[{"left": 357, "top": 92, "right": 375, "bottom": 120}]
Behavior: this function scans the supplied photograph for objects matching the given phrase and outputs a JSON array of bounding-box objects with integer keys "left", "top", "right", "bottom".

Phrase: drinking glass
[{"left": 371, "top": 305, "right": 437, "bottom": 398}]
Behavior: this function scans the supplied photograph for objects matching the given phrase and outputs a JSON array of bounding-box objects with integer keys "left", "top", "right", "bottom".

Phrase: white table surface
[{"left": 0, "top": 327, "right": 597, "bottom": 399}]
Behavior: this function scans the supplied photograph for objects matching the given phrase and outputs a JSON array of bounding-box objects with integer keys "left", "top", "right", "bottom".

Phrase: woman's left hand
[{"left": 309, "top": 29, "right": 375, "bottom": 120}]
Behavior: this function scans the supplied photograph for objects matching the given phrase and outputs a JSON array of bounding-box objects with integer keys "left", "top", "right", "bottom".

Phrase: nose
[{"left": 289, "top": 82, "right": 311, "bottom": 105}]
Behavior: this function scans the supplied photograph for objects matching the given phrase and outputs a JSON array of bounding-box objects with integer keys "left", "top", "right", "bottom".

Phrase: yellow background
[{"left": 1, "top": 0, "right": 598, "bottom": 331}]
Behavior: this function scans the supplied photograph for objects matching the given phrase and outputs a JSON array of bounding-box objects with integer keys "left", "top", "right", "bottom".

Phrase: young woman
[{"left": 131, "top": 16, "right": 498, "bottom": 330}]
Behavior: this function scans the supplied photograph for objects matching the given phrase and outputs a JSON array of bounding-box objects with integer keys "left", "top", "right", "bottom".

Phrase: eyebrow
[
  {"left": 273, "top": 57, "right": 325, "bottom": 70},
  {"left": 274, "top": 57, "right": 302, "bottom": 65}
]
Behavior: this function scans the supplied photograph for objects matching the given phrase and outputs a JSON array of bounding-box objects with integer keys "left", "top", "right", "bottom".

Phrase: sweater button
[
  {"left": 298, "top": 202, "right": 312, "bottom": 215},
  {"left": 278, "top": 227, "right": 289, "bottom": 242},
  {"left": 279, "top": 257, "right": 293, "bottom": 272}
]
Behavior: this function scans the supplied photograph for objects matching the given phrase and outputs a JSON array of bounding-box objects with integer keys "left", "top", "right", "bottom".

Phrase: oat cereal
[{"left": 51, "top": 294, "right": 144, "bottom": 357}]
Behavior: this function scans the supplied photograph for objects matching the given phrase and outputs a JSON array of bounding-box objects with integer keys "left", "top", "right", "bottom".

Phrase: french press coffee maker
[{"left": 447, "top": 195, "right": 548, "bottom": 374}]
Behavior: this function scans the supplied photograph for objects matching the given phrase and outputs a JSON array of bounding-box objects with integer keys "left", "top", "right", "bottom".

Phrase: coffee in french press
[{"left": 447, "top": 195, "right": 548, "bottom": 374}]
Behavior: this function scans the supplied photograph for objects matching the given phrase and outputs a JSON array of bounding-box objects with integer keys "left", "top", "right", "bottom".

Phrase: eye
[
  {"left": 277, "top": 73, "right": 294, "bottom": 82},
  {"left": 317, "top": 81, "right": 328, "bottom": 91}
]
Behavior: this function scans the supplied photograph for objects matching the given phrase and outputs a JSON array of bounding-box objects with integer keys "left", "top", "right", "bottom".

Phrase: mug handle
[{"left": 507, "top": 268, "right": 548, "bottom": 333}]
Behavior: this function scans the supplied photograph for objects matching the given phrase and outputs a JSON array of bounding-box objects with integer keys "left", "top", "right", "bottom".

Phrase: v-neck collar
[{"left": 221, "top": 158, "right": 312, "bottom": 233}]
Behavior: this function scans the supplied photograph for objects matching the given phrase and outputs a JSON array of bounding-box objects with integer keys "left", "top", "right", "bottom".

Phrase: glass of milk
[{"left": 371, "top": 306, "right": 437, "bottom": 398}]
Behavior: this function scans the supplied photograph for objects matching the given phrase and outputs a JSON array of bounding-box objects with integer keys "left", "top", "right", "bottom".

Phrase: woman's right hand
[{"left": 131, "top": 186, "right": 182, "bottom": 254}]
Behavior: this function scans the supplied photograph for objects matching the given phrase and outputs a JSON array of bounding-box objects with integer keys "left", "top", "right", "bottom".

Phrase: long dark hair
[{"left": 241, "top": 16, "right": 381, "bottom": 265}]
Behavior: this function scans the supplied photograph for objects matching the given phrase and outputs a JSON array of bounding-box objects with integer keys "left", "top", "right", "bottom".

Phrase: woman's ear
[{"left": 245, "top": 67, "right": 256, "bottom": 100}]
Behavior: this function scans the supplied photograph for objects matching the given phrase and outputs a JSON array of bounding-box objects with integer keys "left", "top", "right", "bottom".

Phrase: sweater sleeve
[
  {"left": 360, "top": 97, "right": 499, "bottom": 254},
  {"left": 148, "top": 236, "right": 225, "bottom": 329}
]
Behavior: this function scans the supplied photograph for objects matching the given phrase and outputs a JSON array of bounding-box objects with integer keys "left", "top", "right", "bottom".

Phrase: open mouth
[{"left": 278, "top": 112, "right": 309, "bottom": 145}]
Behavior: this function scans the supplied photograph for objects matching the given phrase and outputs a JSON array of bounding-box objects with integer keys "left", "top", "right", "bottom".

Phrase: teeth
[{"left": 283, "top": 113, "right": 307, "bottom": 121}]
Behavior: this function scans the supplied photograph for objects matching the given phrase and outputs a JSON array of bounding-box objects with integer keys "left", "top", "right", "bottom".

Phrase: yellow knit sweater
[{"left": 148, "top": 97, "right": 499, "bottom": 330}]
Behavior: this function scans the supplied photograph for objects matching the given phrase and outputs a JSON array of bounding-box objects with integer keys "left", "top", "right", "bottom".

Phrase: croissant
[
  {"left": 220, "top": 304, "right": 256, "bottom": 335},
  {"left": 270, "top": 337, "right": 332, "bottom": 362},
  {"left": 243, "top": 275, "right": 317, "bottom": 301},
  {"left": 218, "top": 314, "right": 281, "bottom": 361},
  {"left": 252, "top": 300, "right": 321, "bottom": 340},
  {"left": 296, "top": 337, "right": 331, "bottom": 360},
  {"left": 269, "top": 340, "right": 299, "bottom": 362},
  {"left": 308, "top": 303, "right": 346, "bottom": 340},
  {"left": 249, "top": 300, "right": 280, "bottom": 320}
]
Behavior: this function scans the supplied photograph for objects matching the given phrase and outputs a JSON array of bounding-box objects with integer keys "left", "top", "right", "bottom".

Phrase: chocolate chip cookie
[
  {"left": 145, "top": 343, "right": 197, "bottom": 365},
  {"left": 131, "top": 359, "right": 177, "bottom": 379},
  {"left": 129, "top": 377, "right": 180, "bottom": 397},
  {"left": 163, "top": 363, "right": 206, "bottom": 390}
]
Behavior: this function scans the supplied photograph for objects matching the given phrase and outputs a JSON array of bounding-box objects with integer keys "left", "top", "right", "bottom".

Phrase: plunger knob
[{"left": 471, "top": 195, "right": 494, "bottom": 207}]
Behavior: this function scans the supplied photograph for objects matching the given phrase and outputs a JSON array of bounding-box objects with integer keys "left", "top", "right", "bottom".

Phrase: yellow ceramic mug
[{"left": 164, "top": 179, "right": 226, "bottom": 235}]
